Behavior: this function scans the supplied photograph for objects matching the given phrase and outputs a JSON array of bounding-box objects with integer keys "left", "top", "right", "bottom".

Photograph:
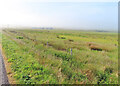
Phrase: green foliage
[
  {"left": 54, "top": 51, "right": 72, "bottom": 61},
  {"left": 2, "top": 35, "right": 57, "bottom": 84},
  {"left": 1, "top": 29, "right": 118, "bottom": 84},
  {"left": 16, "top": 36, "right": 23, "bottom": 39}
]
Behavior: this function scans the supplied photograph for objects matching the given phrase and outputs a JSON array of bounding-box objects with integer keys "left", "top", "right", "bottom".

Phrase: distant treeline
[{"left": 32, "top": 27, "right": 54, "bottom": 30}]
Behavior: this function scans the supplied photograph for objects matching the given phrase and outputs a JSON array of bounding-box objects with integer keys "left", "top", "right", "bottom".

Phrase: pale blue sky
[{"left": 0, "top": 0, "right": 118, "bottom": 31}]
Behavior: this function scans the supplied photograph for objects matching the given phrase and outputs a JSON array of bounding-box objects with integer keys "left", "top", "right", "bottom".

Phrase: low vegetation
[{"left": 1, "top": 29, "right": 118, "bottom": 84}]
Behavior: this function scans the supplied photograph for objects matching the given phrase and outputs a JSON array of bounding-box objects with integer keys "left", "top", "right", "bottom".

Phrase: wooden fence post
[
  {"left": 47, "top": 42, "right": 48, "bottom": 46},
  {"left": 70, "top": 48, "right": 72, "bottom": 55}
]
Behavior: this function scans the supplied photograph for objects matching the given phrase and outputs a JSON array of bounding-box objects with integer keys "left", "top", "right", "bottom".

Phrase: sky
[{"left": 0, "top": 0, "right": 118, "bottom": 31}]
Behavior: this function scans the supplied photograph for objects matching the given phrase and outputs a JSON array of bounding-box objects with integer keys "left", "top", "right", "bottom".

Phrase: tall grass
[{"left": 1, "top": 29, "right": 118, "bottom": 84}]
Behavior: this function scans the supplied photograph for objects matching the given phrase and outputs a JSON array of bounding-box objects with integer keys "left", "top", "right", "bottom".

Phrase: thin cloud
[{"left": 0, "top": 0, "right": 118, "bottom": 31}]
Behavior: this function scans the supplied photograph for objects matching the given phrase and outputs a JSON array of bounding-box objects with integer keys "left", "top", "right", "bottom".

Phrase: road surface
[{"left": 0, "top": 49, "right": 9, "bottom": 85}]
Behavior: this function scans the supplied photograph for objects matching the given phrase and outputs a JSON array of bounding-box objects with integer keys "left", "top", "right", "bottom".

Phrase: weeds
[{"left": 1, "top": 29, "right": 118, "bottom": 84}]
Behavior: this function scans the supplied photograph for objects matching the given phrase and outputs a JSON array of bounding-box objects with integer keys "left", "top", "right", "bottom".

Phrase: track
[{"left": 0, "top": 49, "right": 9, "bottom": 86}]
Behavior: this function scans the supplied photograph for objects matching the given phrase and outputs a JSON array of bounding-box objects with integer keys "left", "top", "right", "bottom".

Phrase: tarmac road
[{"left": 0, "top": 50, "right": 9, "bottom": 86}]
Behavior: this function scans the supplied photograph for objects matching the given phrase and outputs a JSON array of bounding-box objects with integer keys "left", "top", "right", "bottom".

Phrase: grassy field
[{"left": 1, "top": 29, "right": 118, "bottom": 84}]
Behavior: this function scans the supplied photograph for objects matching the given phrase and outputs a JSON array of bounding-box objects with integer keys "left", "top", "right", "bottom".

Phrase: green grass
[{"left": 1, "top": 29, "right": 118, "bottom": 84}]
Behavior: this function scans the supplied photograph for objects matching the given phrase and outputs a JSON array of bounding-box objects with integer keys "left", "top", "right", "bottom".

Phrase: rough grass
[{"left": 1, "top": 29, "right": 118, "bottom": 84}]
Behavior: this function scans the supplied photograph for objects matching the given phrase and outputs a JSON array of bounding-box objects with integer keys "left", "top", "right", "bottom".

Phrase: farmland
[{"left": 1, "top": 29, "right": 118, "bottom": 84}]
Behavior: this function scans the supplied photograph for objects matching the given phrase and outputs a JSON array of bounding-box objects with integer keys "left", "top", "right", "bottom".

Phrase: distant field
[{"left": 1, "top": 29, "right": 118, "bottom": 84}]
